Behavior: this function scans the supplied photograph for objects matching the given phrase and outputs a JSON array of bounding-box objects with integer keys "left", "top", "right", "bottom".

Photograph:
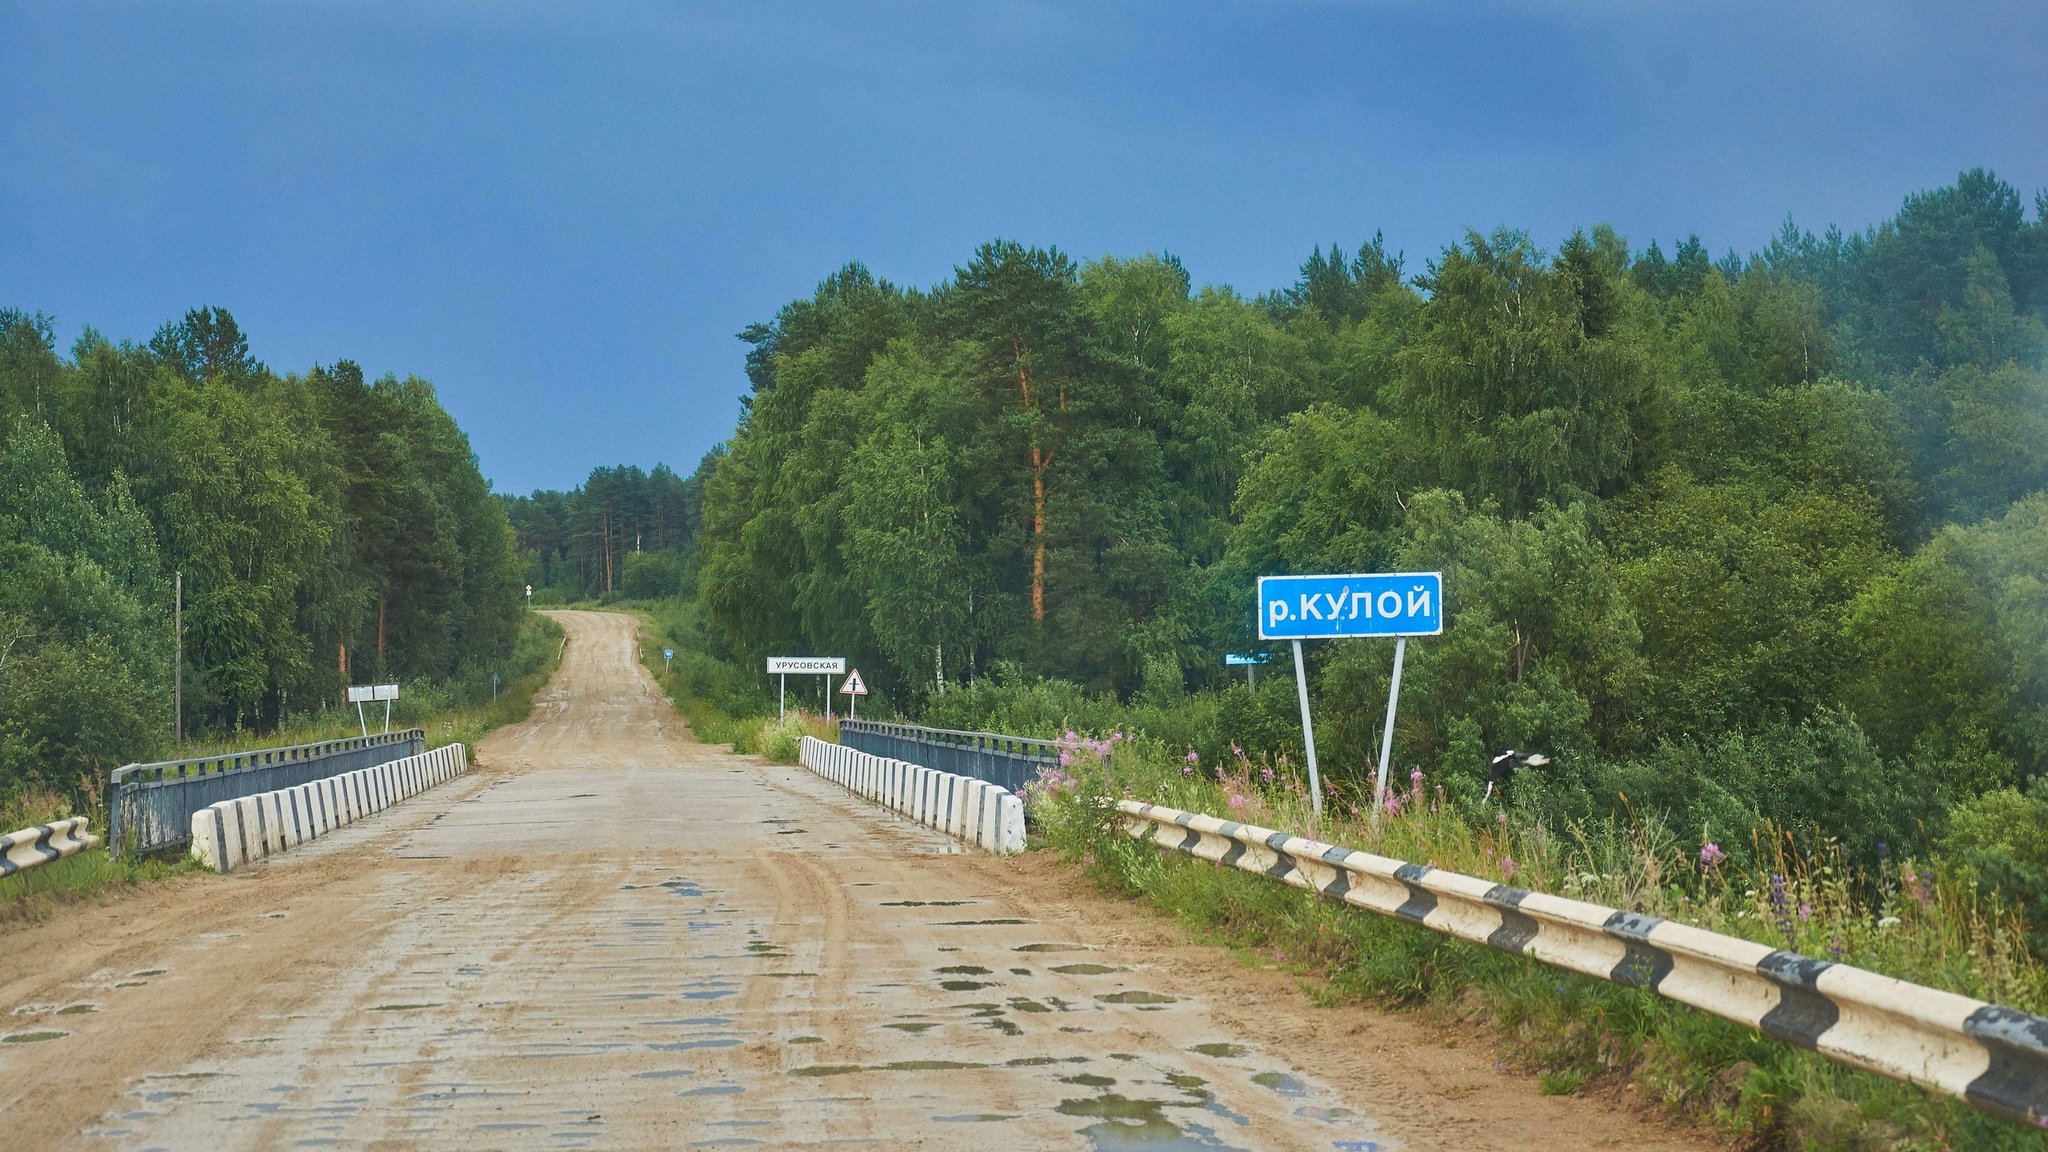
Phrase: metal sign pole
[
  {"left": 1375, "top": 637, "right": 1407, "bottom": 811},
  {"left": 1290, "top": 640, "right": 1323, "bottom": 821},
  {"left": 173, "top": 570, "right": 182, "bottom": 750},
  {"left": 779, "top": 674, "right": 786, "bottom": 721},
  {"left": 383, "top": 698, "right": 392, "bottom": 734},
  {"left": 824, "top": 673, "right": 833, "bottom": 722},
  {"left": 356, "top": 701, "right": 369, "bottom": 738}
]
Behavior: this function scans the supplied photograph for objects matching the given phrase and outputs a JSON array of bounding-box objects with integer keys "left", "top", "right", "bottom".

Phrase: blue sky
[{"left": 4, "top": 1, "right": 2044, "bottom": 494}]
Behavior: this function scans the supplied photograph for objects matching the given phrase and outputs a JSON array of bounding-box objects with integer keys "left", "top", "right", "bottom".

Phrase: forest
[
  {"left": 0, "top": 307, "right": 524, "bottom": 812},
  {"left": 503, "top": 458, "right": 709, "bottom": 604},
  {"left": 619, "top": 169, "right": 2048, "bottom": 909}
]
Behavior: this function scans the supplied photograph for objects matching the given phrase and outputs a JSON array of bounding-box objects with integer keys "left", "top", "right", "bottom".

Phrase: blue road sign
[
  {"left": 1224, "top": 653, "right": 1271, "bottom": 666},
  {"left": 663, "top": 648, "right": 674, "bottom": 659},
  {"left": 1256, "top": 572, "right": 1443, "bottom": 640}
]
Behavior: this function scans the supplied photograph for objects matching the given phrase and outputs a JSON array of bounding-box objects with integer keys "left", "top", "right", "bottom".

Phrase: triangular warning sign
[{"left": 839, "top": 668, "right": 868, "bottom": 695}]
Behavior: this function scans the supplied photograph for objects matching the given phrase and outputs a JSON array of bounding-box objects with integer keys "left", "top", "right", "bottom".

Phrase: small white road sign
[{"left": 839, "top": 669, "right": 867, "bottom": 695}]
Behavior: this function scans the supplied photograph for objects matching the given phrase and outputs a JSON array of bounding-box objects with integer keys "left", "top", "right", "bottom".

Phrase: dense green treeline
[
  {"left": 0, "top": 306, "right": 523, "bottom": 811},
  {"left": 685, "top": 170, "right": 2048, "bottom": 887},
  {"left": 504, "top": 458, "right": 710, "bottom": 603}
]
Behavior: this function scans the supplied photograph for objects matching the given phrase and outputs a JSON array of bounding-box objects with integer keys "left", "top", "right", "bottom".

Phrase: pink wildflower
[
  {"left": 1501, "top": 856, "right": 1519, "bottom": 881},
  {"left": 1227, "top": 793, "right": 1247, "bottom": 811},
  {"left": 1699, "top": 842, "right": 1725, "bottom": 867}
]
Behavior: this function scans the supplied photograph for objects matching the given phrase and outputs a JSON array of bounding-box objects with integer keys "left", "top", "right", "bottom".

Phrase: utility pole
[{"left": 174, "top": 570, "right": 183, "bottom": 749}]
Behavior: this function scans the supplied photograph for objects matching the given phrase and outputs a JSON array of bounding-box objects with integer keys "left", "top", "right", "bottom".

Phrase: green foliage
[
  {"left": 680, "top": 170, "right": 2048, "bottom": 938},
  {"left": 505, "top": 460, "right": 705, "bottom": 601},
  {"left": 1028, "top": 742, "right": 2048, "bottom": 1149},
  {"left": 0, "top": 307, "right": 525, "bottom": 815}
]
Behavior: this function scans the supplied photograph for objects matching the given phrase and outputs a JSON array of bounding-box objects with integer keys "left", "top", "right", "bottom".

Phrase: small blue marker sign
[
  {"left": 664, "top": 648, "right": 674, "bottom": 660},
  {"left": 1256, "top": 572, "right": 1443, "bottom": 640}
]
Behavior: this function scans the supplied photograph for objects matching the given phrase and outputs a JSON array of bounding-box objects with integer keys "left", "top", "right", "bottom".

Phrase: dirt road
[{"left": 4, "top": 610, "right": 1711, "bottom": 1150}]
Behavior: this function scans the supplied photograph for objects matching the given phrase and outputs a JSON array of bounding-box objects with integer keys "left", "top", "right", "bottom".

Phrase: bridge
[{"left": 4, "top": 611, "right": 1702, "bottom": 1150}]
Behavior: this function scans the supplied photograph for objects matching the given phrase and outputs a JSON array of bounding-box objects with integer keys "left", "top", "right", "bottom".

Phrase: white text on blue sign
[{"left": 1256, "top": 572, "right": 1444, "bottom": 640}]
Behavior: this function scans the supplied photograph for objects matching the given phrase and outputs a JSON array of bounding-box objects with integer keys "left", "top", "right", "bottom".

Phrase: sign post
[
  {"left": 663, "top": 647, "right": 674, "bottom": 673},
  {"left": 1257, "top": 572, "right": 1443, "bottom": 817},
  {"left": 839, "top": 668, "right": 868, "bottom": 719},
  {"left": 766, "top": 657, "right": 846, "bottom": 723},
  {"left": 374, "top": 683, "right": 399, "bottom": 734}
]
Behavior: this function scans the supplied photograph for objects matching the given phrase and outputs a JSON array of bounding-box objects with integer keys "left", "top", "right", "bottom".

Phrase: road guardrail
[
  {"left": 190, "top": 743, "right": 467, "bottom": 873},
  {"left": 1, "top": 817, "right": 99, "bottom": 878},
  {"left": 110, "top": 729, "right": 424, "bottom": 857},
  {"left": 839, "top": 719, "right": 1056, "bottom": 795},
  {"left": 1118, "top": 799, "right": 2048, "bottom": 1128},
  {"left": 800, "top": 736, "right": 1024, "bottom": 854}
]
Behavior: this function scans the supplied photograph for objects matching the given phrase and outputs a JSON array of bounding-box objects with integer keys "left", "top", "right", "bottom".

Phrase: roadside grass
[
  {"left": 1030, "top": 736, "right": 2048, "bottom": 1151},
  {"left": 0, "top": 613, "right": 566, "bottom": 920},
  {"left": 755, "top": 710, "right": 840, "bottom": 763},
  {"left": 626, "top": 600, "right": 774, "bottom": 752}
]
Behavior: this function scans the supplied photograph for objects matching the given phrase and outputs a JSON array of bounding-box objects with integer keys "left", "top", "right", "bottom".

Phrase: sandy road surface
[{"left": 4, "top": 610, "right": 1711, "bottom": 1150}]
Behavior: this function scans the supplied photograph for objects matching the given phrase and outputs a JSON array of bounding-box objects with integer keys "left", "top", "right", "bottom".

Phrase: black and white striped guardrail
[
  {"left": 1119, "top": 800, "right": 2048, "bottom": 1128},
  {"left": 0, "top": 817, "right": 99, "bottom": 878},
  {"left": 799, "top": 736, "right": 1025, "bottom": 855},
  {"left": 189, "top": 743, "right": 469, "bottom": 873}
]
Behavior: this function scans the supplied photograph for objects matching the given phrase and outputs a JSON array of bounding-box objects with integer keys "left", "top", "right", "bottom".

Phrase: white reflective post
[
  {"left": 1375, "top": 636, "right": 1407, "bottom": 812},
  {"left": 824, "top": 674, "right": 834, "bottom": 722},
  {"left": 1290, "top": 640, "right": 1322, "bottom": 821},
  {"left": 779, "top": 673, "right": 786, "bottom": 721}
]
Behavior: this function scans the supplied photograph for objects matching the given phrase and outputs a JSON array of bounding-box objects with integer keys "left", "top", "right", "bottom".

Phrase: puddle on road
[
  {"left": 1056, "top": 1093, "right": 1250, "bottom": 1151},
  {"left": 939, "top": 918, "right": 1030, "bottom": 926},
  {"left": 881, "top": 900, "right": 978, "bottom": 907},
  {"left": 1095, "top": 991, "right": 1177, "bottom": 1005},
  {"left": 3, "top": 1030, "right": 67, "bottom": 1043},
  {"left": 1051, "top": 964, "right": 1123, "bottom": 975},
  {"left": 648, "top": 1038, "right": 744, "bottom": 1052},
  {"left": 1015, "top": 943, "right": 1088, "bottom": 952},
  {"left": 936, "top": 965, "right": 992, "bottom": 975},
  {"left": 883, "top": 1022, "right": 939, "bottom": 1034},
  {"left": 678, "top": 1084, "right": 745, "bottom": 1097},
  {"left": 56, "top": 1003, "right": 99, "bottom": 1015},
  {"left": 1189, "top": 1043, "right": 1248, "bottom": 1059},
  {"left": 935, "top": 1113, "right": 1018, "bottom": 1122},
  {"left": 634, "top": 1070, "right": 694, "bottom": 1079},
  {"left": 1250, "top": 1071, "right": 1309, "bottom": 1098}
]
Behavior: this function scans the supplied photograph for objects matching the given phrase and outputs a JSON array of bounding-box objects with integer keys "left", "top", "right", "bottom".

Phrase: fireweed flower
[
  {"left": 1227, "top": 793, "right": 1247, "bottom": 811},
  {"left": 1500, "top": 856, "right": 1519, "bottom": 881},
  {"left": 1699, "top": 842, "right": 1726, "bottom": 867}
]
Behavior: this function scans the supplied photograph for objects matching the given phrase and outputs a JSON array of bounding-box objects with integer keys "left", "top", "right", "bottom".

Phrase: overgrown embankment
[
  {"left": 1030, "top": 737, "right": 2048, "bottom": 1152},
  {"left": 0, "top": 612, "right": 566, "bottom": 918},
  {"left": 627, "top": 602, "right": 837, "bottom": 760}
]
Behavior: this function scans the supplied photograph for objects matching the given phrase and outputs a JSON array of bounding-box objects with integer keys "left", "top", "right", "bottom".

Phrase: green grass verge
[{"left": 1031, "top": 743, "right": 2048, "bottom": 1152}]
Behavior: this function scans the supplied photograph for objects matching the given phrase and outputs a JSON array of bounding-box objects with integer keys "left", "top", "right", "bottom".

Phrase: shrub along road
[{"left": 0, "top": 611, "right": 1710, "bottom": 1150}]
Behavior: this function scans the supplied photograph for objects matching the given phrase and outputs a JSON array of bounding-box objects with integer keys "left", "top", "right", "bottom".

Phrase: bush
[
  {"left": 1025, "top": 734, "right": 2048, "bottom": 1150},
  {"left": 756, "top": 710, "right": 837, "bottom": 764}
]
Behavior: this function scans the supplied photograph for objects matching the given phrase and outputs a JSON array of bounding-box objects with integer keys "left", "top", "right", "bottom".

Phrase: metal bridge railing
[
  {"left": 108, "top": 729, "right": 425, "bottom": 858},
  {"left": 837, "top": 719, "right": 1058, "bottom": 795}
]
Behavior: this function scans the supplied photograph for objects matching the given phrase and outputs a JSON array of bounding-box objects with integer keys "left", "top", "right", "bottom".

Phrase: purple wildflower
[{"left": 1699, "top": 842, "right": 1725, "bottom": 867}]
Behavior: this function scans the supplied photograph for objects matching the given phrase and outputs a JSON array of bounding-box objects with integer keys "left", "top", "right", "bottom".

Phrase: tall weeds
[{"left": 1029, "top": 734, "right": 2048, "bottom": 1150}]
